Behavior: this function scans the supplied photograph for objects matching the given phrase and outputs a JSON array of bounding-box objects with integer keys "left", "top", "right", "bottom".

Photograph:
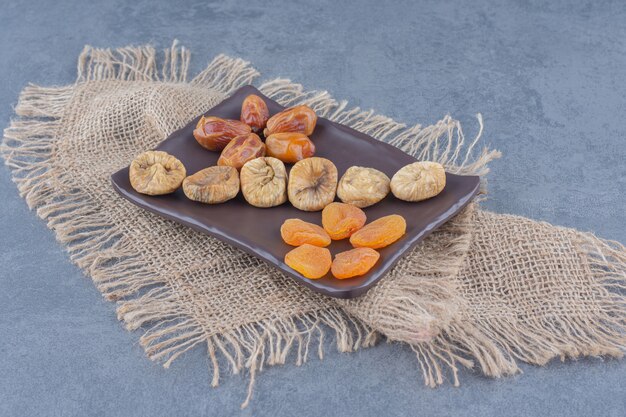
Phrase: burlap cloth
[{"left": 3, "top": 42, "right": 625, "bottom": 407}]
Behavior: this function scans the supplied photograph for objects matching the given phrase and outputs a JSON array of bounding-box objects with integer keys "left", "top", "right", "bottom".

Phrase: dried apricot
[
  {"left": 349, "top": 214, "right": 406, "bottom": 249},
  {"left": 280, "top": 219, "right": 331, "bottom": 247},
  {"left": 331, "top": 248, "right": 380, "bottom": 279},
  {"left": 284, "top": 244, "right": 332, "bottom": 279},
  {"left": 321, "top": 202, "right": 367, "bottom": 240}
]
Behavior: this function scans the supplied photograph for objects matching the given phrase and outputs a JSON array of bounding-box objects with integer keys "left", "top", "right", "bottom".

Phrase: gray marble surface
[{"left": 0, "top": 0, "right": 624, "bottom": 416}]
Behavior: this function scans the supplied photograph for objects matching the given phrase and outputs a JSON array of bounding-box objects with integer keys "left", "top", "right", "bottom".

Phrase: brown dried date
[
  {"left": 217, "top": 133, "right": 266, "bottom": 170},
  {"left": 263, "top": 105, "right": 317, "bottom": 137},
  {"left": 193, "top": 116, "right": 251, "bottom": 152},
  {"left": 240, "top": 94, "right": 269, "bottom": 133},
  {"left": 265, "top": 132, "right": 315, "bottom": 163}
]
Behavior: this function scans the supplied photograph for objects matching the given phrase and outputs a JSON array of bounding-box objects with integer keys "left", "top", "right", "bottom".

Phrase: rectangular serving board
[{"left": 111, "top": 85, "right": 479, "bottom": 299}]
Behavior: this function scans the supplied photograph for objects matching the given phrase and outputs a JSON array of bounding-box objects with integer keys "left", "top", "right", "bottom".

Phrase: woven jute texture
[{"left": 3, "top": 42, "right": 625, "bottom": 407}]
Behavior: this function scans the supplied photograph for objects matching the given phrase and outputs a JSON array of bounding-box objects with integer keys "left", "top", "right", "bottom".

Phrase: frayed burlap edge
[
  {"left": 408, "top": 216, "right": 626, "bottom": 388},
  {"left": 2, "top": 40, "right": 506, "bottom": 407}
]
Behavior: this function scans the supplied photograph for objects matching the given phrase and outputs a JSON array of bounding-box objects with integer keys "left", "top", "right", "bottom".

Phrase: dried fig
[
  {"left": 240, "top": 94, "right": 269, "bottom": 133},
  {"left": 183, "top": 166, "right": 240, "bottom": 204},
  {"left": 217, "top": 133, "right": 266, "bottom": 170},
  {"left": 129, "top": 151, "right": 186, "bottom": 196},
  {"left": 265, "top": 132, "right": 315, "bottom": 163},
  {"left": 263, "top": 105, "right": 317, "bottom": 137},
  {"left": 240, "top": 157, "right": 288, "bottom": 208},
  {"left": 390, "top": 161, "right": 446, "bottom": 202},
  {"left": 288, "top": 157, "right": 338, "bottom": 211},
  {"left": 193, "top": 116, "right": 251, "bottom": 151},
  {"left": 337, "top": 166, "right": 390, "bottom": 208}
]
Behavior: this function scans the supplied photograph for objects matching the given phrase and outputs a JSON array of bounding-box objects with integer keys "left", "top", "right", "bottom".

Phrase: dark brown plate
[{"left": 111, "top": 86, "right": 479, "bottom": 299}]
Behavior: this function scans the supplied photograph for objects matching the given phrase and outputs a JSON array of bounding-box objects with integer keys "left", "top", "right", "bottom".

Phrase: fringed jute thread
[
  {"left": 407, "top": 212, "right": 626, "bottom": 388},
  {"left": 2, "top": 41, "right": 625, "bottom": 407}
]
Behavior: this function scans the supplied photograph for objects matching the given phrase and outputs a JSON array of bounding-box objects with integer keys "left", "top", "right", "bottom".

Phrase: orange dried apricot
[
  {"left": 280, "top": 219, "right": 331, "bottom": 247},
  {"left": 331, "top": 248, "right": 380, "bottom": 279},
  {"left": 284, "top": 244, "right": 332, "bottom": 279},
  {"left": 349, "top": 214, "right": 406, "bottom": 249},
  {"left": 321, "top": 202, "right": 367, "bottom": 240}
]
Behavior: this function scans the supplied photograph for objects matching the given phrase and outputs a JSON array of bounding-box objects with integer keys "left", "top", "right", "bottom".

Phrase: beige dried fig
[
  {"left": 390, "top": 161, "right": 446, "bottom": 202},
  {"left": 129, "top": 151, "right": 186, "bottom": 196},
  {"left": 193, "top": 116, "right": 251, "bottom": 152},
  {"left": 240, "top": 157, "right": 288, "bottom": 208},
  {"left": 288, "top": 157, "right": 337, "bottom": 211},
  {"left": 337, "top": 166, "right": 390, "bottom": 208},
  {"left": 183, "top": 166, "right": 240, "bottom": 204}
]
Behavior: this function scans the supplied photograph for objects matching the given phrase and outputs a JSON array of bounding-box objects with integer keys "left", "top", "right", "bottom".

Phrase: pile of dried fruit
[
  {"left": 127, "top": 93, "right": 448, "bottom": 280},
  {"left": 281, "top": 203, "right": 406, "bottom": 279}
]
